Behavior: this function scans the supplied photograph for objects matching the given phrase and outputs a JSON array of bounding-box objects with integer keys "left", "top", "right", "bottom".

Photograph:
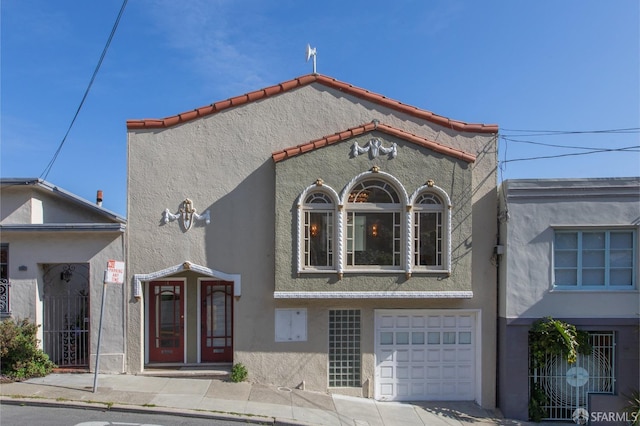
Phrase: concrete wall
[{"left": 127, "top": 81, "right": 498, "bottom": 406}]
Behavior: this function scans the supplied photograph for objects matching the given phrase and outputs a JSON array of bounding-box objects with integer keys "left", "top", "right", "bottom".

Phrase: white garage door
[{"left": 375, "top": 310, "right": 477, "bottom": 401}]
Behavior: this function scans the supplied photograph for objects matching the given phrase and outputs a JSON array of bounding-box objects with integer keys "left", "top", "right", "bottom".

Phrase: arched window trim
[
  {"left": 409, "top": 184, "right": 452, "bottom": 274},
  {"left": 339, "top": 171, "right": 409, "bottom": 274},
  {"left": 297, "top": 183, "right": 340, "bottom": 274}
]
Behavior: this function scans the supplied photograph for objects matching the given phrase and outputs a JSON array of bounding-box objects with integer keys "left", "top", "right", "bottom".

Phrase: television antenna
[{"left": 306, "top": 44, "right": 317, "bottom": 74}]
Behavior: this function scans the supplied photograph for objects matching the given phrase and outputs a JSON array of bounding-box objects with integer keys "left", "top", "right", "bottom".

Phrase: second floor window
[
  {"left": 345, "top": 179, "right": 402, "bottom": 269},
  {"left": 296, "top": 171, "right": 452, "bottom": 275},
  {"left": 303, "top": 192, "right": 335, "bottom": 269},
  {"left": 413, "top": 193, "right": 445, "bottom": 269},
  {"left": 554, "top": 229, "right": 636, "bottom": 288}
]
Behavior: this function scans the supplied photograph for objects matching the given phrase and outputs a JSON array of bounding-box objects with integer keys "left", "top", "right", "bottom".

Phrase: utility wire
[
  {"left": 501, "top": 127, "right": 640, "bottom": 137},
  {"left": 502, "top": 145, "right": 640, "bottom": 164},
  {"left": 501, "top": 136, "right": 640, "bottom": 151},
  {"left": 40, "top": 0, "right": 129, "bottom": 180}
]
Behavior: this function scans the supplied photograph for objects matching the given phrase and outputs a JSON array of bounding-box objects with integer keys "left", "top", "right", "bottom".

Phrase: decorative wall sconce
[
  {"left": 60, "top": 264, "right": 75, "bottom": 283},
  {"left": 163, "top": 198, "right": 211, "bottom": 232},
  {"left": 310, "top": 223, "right": 319, "bottom": 237},
  {"left": 370, "top": 223, "right": 379, "bottom": 237}
]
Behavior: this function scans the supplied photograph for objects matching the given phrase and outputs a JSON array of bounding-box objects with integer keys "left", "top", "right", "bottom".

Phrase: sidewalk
[{"left": 0, "top": 373, "right": 551, "bottom": 425}]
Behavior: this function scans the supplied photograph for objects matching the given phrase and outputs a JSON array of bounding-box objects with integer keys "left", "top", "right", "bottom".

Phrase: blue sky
[{"left": 2, "top": 0, "right": 639, "bottom": 217}]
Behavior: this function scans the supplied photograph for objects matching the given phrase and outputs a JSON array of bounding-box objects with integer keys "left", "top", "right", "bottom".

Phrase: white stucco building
[{"left": 0, "top": 178, "right": 127, "bottom": 373}]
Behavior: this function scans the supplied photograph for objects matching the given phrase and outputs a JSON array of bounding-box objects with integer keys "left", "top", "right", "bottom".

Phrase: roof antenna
[{"left": 305, "top": 44, "right": 317, "bottom": 74}]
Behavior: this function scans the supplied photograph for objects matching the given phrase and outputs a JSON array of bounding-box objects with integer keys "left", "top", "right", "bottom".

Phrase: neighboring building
[
  {"left": 125, "top": 74, "right": 499, "bottom": 406},
  {"left": 0, "top": 178, "right": 126, "bottom": 373},
  {"left": 497, "top": 178, "right": 640, "bottom": 422}
]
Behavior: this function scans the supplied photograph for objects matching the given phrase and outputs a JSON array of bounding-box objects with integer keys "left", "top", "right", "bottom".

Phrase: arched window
[
  {"left": 345, "top": 178, "right": 403, "bottom": 269},
  {"left": 412, "top": 188, "right": 450, "bottom": 272},
  {"left": 301, "top": 191, "right": 335, "bottom": 269}
]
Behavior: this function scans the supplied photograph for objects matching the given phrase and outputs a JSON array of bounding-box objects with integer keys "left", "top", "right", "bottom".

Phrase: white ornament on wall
[
  {"left": 351, "top": 138, "right": 397, "bottom": 159},
  {"left": 163, "top": 198, "right": 210, "bottom": 231}
]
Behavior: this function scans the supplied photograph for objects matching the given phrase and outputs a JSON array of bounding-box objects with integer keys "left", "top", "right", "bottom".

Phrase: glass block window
[
  {"left": 554, "top": 229, "right": 636, "bottom": 288},
  {"left": 329, "top": 309, "right": 361, "bottom": 387}
]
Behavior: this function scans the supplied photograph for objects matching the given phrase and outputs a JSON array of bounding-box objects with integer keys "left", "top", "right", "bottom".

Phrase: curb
[{"left": 0, "top": 396, "right": 281, "bottom": 425}]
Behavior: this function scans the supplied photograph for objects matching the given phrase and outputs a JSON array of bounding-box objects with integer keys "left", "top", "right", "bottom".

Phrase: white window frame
[
  {"left": 553, "top": 228, "right": 637, "bottom": 289},
  {"left": 340, "top": 171, "right": 408, "bottom": 274},
  {"left": 295, "top": 171, "right": 453, "bottom": 277},
  {"left": 409, "top": 185, "right": 452, "bottom": 274},
  {"left": 297, "top": 183, "right": 340, "bottom": 273}
]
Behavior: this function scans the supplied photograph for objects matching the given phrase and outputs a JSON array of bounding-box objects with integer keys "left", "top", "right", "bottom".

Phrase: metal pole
[{"left": 93, "top": 272, "right": 108, "bottom": 393}]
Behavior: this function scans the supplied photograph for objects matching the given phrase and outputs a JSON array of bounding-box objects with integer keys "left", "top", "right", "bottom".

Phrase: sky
[{"left": 1, "top": 0, "right": 639, "bottom": 218}]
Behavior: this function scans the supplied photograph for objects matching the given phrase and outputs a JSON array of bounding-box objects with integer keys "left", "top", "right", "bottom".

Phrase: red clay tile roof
[
  {"left": 127, "top": 74, "right": 498, "bottom": 133},
  {"left": 272, "top": 121, "right": 477, "bottom": 163}
]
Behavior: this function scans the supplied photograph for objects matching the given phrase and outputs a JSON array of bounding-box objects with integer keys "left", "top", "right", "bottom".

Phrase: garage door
[{"left": 375, "top": 310, "right": 476, "bottom": 401}]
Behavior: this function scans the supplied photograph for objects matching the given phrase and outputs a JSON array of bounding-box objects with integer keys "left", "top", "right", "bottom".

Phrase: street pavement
[{"left": 0, "top": 373, "right": 557, "bottom": 425}]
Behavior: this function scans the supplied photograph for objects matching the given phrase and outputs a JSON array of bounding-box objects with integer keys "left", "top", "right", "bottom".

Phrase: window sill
[{"left": 550, "top": 287, "right": 637, "bottom": 293}]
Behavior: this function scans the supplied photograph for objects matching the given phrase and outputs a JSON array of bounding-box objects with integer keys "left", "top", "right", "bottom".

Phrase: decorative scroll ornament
[
  {"left": 351, "top": 138, "right": 397, "bottom": 159},
  {"left": 163, "top": 198, "right": 210, "bottom": 231}
]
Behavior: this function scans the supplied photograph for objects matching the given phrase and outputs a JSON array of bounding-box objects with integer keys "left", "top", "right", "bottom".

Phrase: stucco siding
[{"left": 126, "top": 80, "right": 498, "bottom": 406}]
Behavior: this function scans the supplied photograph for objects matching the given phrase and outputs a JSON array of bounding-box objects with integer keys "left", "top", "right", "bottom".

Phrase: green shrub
[
  {"left": 623, "top": 389, "right": 640, "bottom": 426},
  {"left": 529, "top": 316, "right": 591, "bottom": 368},
  {"left": 0, "top": 318, "right": 56, "bottom": 381},
  {"left": 230, "top": 363, "right": 248, "bottom": 383}
]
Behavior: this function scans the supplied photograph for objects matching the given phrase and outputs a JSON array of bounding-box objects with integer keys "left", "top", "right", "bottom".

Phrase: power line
[
  {"left": 501, "top": 145, "right": 640, "bottom": 164},
  {"left": 40, "top": 0, "right": 129, "bottom": 180},
  {"left": 501, "top": 136, "right": 639, "bottom": 151},
  {"left": 501, "top": 127, "right": 640, "bottom": 137}
]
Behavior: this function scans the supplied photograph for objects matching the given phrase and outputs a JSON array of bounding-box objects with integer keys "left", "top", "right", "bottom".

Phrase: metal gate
[
  {"left": 42, "top": 263, "right": 90, "bottom": 368},
  {"left": 530, "top": 332, "right": 615, "bottom": 421}
]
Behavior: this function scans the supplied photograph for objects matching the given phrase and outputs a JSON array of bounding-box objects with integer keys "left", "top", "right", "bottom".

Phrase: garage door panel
[
  {"left": 442, "top": 349, "right": 457, "bottom": 362},
  {"left": 396, "top": 350, "right": 410, "bottom": 362},
  {"left": 380, "top": 365, "right": 394, "bottom": 378},
  {"left": 376, "top": 311, "right": 477, "bottom": 401},
  {"left": 411, "top": 349, "right": 425, "bottom": 362},
  {"left": 427, "top": 349, "right": 441, "bottom": 361},
  {"left": 457, "top": 348, "right": 473, "bottom": 361}
]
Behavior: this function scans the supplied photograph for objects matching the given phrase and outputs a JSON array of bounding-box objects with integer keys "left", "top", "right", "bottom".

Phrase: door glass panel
[{"left": 155, "top": 286, "right": 180, "bottom": 348}]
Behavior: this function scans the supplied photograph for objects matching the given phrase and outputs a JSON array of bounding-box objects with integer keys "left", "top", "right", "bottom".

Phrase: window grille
[
  {"left": 329, "top": 309, "right": 361, "bottom": 387},
  {"left": 0, "top": 279, "right": 10, "bottom": 316},
  {"left": 530, "top": 332, "right": 615, "bottom": 421}
]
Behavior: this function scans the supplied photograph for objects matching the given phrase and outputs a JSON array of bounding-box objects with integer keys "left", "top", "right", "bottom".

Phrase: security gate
[
  {"left": 529, "top": 332, "right": 615, "bottom": 421},
  {"left": 43, "top": 263, "right": 90, "bottom": 368}
]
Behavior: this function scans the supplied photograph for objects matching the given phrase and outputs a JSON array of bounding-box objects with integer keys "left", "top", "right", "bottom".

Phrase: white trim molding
[
  {"left": 133, "top": 261, "right": 240, "bottom": 299},
  {"left": 273, "top": 290, "right": 473, "bottom": 299}
]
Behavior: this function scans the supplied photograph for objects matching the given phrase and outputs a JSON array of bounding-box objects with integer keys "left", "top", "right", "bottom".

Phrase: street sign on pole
[
  {"left": 105, "top": 260, "right": 125, "bottom": 284},
  {"left": 93, "top": 260, "right": 125, "bottom": 393}
]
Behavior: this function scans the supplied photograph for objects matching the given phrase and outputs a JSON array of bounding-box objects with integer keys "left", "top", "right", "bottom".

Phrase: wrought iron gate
[
  {"left": 529, "top": 332, "right": 615, "bottom": 421},
  {"left": 42, "top": 263, "right": 90, "bottom": 368}
]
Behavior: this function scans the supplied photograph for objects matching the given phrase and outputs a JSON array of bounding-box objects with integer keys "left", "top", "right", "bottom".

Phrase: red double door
[{"left": 149, "top": 280, "right": 233, "bottom": 363}]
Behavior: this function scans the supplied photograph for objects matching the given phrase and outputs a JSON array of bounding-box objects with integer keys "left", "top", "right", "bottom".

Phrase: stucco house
[
  {"left": 125, "top": 74, "right": 499, "bottom": 406},
  {"left": 0, "top": 178, "right": 127, "bottom": 373},
  {"left": 497, "top": 178, "right": 640, "bottom": 422}
]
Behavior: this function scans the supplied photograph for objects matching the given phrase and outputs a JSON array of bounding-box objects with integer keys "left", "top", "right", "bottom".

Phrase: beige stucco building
[{"left": 125, "top": 74, "right": 499, "bottom": 406}]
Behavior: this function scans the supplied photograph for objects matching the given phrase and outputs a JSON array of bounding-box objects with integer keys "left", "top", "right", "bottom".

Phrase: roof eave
[{"left": 127, "top": 74, "right": 498, "bottom": 134}]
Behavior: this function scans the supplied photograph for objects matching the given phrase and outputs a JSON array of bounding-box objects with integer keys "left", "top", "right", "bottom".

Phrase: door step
[{"left": 140, "top": 364, "right": 231, "bottom": 380}]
